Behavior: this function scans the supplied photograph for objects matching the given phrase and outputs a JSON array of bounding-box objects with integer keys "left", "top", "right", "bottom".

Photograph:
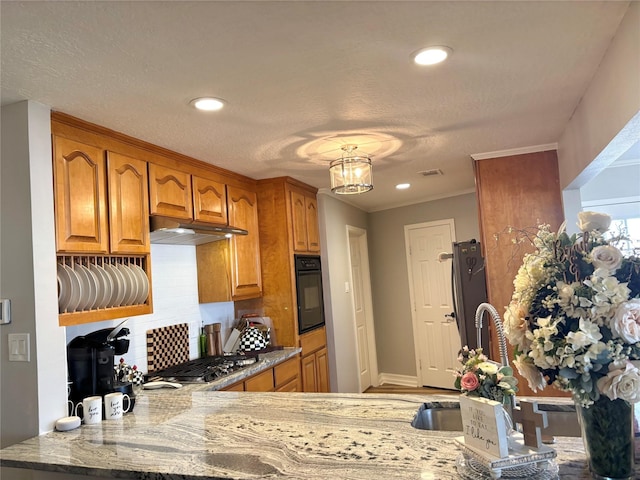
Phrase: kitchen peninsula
[{"left": 1, "top": 388, "right": 599, "bottom": 479}]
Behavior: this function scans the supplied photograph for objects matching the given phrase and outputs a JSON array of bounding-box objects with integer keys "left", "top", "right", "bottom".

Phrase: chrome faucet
[
  {"left": 475, "top": 302, "right": 510, "bottom": 367},
  {"left": 475, "top": 303, "right": 516, "bottom": 414}
]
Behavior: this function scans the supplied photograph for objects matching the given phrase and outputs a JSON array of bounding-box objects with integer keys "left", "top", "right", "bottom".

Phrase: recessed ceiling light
[
  {"left": 190, "top": 97, "right": 225, "bottom": 111},
  {"left": 413, "top": 46, "right": 452, "bottom": 66},
  {"left": 396, "top": 183, "right": 411, "bottom": 190}
]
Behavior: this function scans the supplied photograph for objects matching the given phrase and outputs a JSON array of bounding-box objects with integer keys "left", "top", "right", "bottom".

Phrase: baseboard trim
[{"left": 377, "top": 373, "right": 418, "bottom": 387}]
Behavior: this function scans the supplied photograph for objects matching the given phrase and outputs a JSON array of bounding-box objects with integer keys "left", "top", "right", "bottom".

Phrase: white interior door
[
  {"left": 405, "top": 220, "right": 460, "bottom": 389},
  {"left": 348, "top": 227, "right": 377, "bottom": 391}
]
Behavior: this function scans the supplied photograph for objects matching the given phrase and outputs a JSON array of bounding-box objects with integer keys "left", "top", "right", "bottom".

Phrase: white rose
[
  {"left": 610, "top": 299, "right": 640, "bottom": 343},
  {"left": 590, "top": 245, "right": 623, "bottom": 273},
  {"left": 477, "top": 362, "right": 499, "bottom": 375},
  {"left": 596, "top": 361, "right": 640, "bottom": 403},
  {"left": 577, "top": 211, "right": 611, "bottom": 233},
  {"left": 513, "top": 356, "right": 547, "bottom": 393}
]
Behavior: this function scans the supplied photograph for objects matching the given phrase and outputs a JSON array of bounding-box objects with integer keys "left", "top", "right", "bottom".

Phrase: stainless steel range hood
[{"left": 149, "top": 216, "right": 248, "bottom": 246}]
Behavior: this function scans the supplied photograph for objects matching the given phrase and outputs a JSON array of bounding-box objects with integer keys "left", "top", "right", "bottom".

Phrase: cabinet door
[
  {"left": 315, "top": 347, "right": 330, "bottom": 393},
  {"left": 244, "top": 369, "right": 275, "bottom": 392},
  {"left": 221, "top": 382, "right": 244, "bottom": 392},
  {"left": 227, "top": 186, "right": 262, "bottom": 300},
  {"left": 148, "top": 164, "right": 192, "bottom": 219},
  {"left": 301, "top": 354, "right": 318, "bottom": 392},
  {"left": 107, "top": 152, "right": 150, "bottom": 254},
  {"left": 290, "top": 190, "right": 308, "bottom": 252},
  {"left": 305, "top": 196, "right": 320, "bottom": 252},
  {"left": 53, "top": 136, "right": 109, "bottom": 253},
  {"left": 193, "top": 176, "right": 227, "bottom": 224},
  {"left": 276, "top": 377, "right": 301, "bottom": 392}
]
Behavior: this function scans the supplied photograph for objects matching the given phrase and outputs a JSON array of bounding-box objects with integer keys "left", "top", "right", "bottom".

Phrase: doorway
[
  {"left": 347, "top": 226, "right": 378, "bottom": 392},
  {"left": 405, "top": 219, "right": 461, "bottom": 389}
]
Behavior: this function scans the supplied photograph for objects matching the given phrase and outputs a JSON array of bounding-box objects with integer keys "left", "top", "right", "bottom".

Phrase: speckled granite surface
[{"left": 0, "top": 352, "right": 628, "bottom": 479}]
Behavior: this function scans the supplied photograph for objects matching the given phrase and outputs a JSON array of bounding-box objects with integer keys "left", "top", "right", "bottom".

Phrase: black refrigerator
[{"left": 451, "top": 239, "right": 489, "bottom": 353}]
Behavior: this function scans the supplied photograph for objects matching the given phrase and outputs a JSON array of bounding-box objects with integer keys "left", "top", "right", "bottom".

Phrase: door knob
[{"left": 444, "top": 312, "right": 456, "bottom": 322}]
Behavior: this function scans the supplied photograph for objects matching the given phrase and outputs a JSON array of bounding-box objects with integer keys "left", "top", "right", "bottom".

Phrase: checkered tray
[{"left": 146, "top": 323, "right": 189, "bottom": 374}]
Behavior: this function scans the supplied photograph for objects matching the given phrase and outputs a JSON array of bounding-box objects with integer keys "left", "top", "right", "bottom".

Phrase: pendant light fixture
[{"left": 329, "top": 145, "right": 373, "bottom": 194}]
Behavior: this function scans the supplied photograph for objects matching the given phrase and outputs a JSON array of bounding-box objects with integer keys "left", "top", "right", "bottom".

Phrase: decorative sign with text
[{"left": 459, "top": 395, "right": 509, "bottom": 459}]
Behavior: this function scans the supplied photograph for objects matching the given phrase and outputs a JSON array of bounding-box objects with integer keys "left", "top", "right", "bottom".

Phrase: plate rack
[{"left": 57, "top": 254, "right": 153, "bottom": 326}]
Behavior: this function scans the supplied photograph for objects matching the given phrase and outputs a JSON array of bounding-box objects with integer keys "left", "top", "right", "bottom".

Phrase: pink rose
[{"left": 460, "top": 372, "right": 480, "bottom": 391}]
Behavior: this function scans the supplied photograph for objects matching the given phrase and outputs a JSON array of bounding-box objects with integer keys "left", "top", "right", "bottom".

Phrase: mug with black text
[
  {"left": 104, "top": 392, "right": 131, "bottom": 420},
  {"left": 74, "top": 396, "right": 102, "bottom": 425}
]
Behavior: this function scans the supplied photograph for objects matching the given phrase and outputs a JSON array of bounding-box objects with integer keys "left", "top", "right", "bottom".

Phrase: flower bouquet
[
  {"left": 503, "top": 211, "right": 640, "bottom": 479},
  {"left": 454, "top": 346, "right": 518, "bottom": 405}
]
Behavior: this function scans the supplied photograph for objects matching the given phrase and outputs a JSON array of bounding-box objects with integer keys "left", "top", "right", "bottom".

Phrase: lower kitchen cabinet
[
  {"left": 300, "top": 327, "right": 330, "bottom": 393},
  {"left": 221, "top": 356, "right": 300, "bottom": 392}
]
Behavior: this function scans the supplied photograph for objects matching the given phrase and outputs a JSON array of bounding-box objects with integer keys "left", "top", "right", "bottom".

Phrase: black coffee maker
[{"left": 67, "top": 319, "right": 135, "bottom": 412}]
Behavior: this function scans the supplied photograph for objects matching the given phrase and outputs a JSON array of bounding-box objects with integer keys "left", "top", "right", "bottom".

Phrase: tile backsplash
[{"left": 64, "top": 244, "right": 236, "bottom": 374}]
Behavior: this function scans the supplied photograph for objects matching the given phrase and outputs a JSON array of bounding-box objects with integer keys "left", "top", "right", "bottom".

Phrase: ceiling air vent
[{"left": 418, "top": 168, "right": 443, "bottom": 177}]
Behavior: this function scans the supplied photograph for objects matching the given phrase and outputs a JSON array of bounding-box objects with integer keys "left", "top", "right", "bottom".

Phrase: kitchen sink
[{"left": 411, "top": 402, "right": 582, "bottom": 438}]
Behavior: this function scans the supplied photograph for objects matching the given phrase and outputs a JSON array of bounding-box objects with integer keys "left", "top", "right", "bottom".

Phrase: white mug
[
  {"left": 75, "top": 395, "right": 102, "bottom": 425},
  {"left": 104, "top": 392, "right": 131, "bottom": 420}
]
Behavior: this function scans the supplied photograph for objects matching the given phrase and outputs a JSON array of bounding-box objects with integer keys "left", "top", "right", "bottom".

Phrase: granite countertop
[{"left": 0, "top": 381, "right": 599, "bottom": 480}]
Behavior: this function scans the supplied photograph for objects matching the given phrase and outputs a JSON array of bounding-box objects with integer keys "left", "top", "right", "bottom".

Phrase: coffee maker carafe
[{"left": 67, "top": 319, "right": 134, "bottom": 410}]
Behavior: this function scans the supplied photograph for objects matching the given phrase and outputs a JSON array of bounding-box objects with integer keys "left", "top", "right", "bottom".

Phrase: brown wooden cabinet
[
  {"left": 192, "top": 175, "right": 227, "bottom": 224},
  {"left": 148, "top": 164, "right": 193, "bottom": 219},
  {"left": 221, "top": 356, "right": 300, "bottom": 392},
  {"left": 195, "top": 186, "right": 262, "bottom": 302},
  {"left": 256, "top": 177, "right": 323, "bottom": 349},
  {"left": 291, "top": 189, "right": 320, "bottom": 253},
  {"left": 107, "top": 152, "right": 150, "bottom": 254},
  {"left": 300, "top": 327, "right": 330, "bottom": 393},
  {"left": 227, "top": 185, "right": 262, "bottom": 300},
  {"left": 53, "top": 136, "right": 109, "bottom": 253}
]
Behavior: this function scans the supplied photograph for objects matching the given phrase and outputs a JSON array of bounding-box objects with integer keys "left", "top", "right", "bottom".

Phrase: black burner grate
[{"left": 145, "top": 354, "right": 258, "bottom": 383}]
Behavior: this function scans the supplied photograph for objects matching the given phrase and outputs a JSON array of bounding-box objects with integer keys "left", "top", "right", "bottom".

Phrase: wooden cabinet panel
[
  {"left": 221, "top": 382, "right": 244, "bottom": 392},
  {"left": 53, "top": 136, "right": 109, "bottom": 253},
  {"left": 107, "top": 152, "right": 150, "bottom": 254},
  {"left": 315, "top": 347, "right": 330, "bottom": 393},
  {"left": 227, "top": 186, "right": 262, "bottom": 300},
  {"left": 301, "top": 354, "right": 317, "bottom": 393},
  {"left": 274, "top": 357, "right": 300, "bottom": 388},
  {"left": 300, "top": 327, "right": 326, "bottom": 356},
  {"left": 276, "top": 377, "right": 301, "bottom": 392},
  {"left": 244, "top": 369, "right": 275, "bottom": 392},
  {"left": 193, "top": 175, "right": 227, "bottom": 224},
  {"left": 291, "top": 190, "right": 308, "bottom": 252},
  {"left": 148, "top": 164, "right": 192, "bottom": 219},
  {"left": 305, "top": 196, "right": 320, "bottom": 252}
]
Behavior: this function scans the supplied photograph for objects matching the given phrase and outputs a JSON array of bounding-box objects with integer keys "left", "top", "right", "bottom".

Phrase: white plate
[
  {"left": 57, "top": 263, "right": 72, "bottom": 313},
  {"left": 75, "top": 263, "right": 98, "bottom": 310},
  {"left": 63, "top": 264, "right": 83, "bottom": 312},
  {"left": 103, "top": 263, "right": 125, "bottom": 307},
  {"left": 117, "top": 264, "right": 137, "bottom": 306},
  {"left": 129, "top": 263, "right": 149, "bottom": 304},
  {"left": 89, "top": 263, "right": 112, "bottom": 309}
]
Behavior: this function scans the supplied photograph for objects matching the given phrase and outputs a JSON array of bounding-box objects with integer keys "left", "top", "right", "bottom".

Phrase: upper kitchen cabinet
[
  {"left": 148, "top": 164, "right": 193, "bottom": 220},
  {"left": 196, "top": 184, "right": 263, "bottom": 302},
  {"left": 107, "top": 152, "right": 150, "bottom": 254},
  {"left": 53, "top": 136, "right": 109, "bottom": 253},
  {"left": 227, "top": 185, "right": 262, "bottom": 300},
  {"left": 291, "top": 190, "right": 320, "bottom": 253},
  {"left": 192, "top": 175, "right": 227, "bottom": 224}
]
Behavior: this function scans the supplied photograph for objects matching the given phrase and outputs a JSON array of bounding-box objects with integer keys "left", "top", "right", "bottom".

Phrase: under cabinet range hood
[{"left": 149, "top": 216, "right": 248, "bottom": 246}]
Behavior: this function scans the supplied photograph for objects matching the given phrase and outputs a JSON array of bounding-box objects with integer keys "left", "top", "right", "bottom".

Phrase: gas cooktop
[{"left": 145, "top": 354, "right": 259, "bottom": 384}]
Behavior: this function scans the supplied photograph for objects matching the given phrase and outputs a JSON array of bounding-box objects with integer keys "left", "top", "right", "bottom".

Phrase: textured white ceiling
[{"left": 0, "top": 1, "right": 631, "bottom": 212}]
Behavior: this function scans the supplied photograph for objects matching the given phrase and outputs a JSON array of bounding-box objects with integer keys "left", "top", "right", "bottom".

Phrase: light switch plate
[
  {"left": 8, "top": 333, "right": 30, "bottom": 362},
  {"left": 0, "top": 299, "right": 10, "bottom": 325}
]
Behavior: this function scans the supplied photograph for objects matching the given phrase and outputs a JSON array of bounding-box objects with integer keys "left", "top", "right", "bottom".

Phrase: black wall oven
[{"left": 294, "top": 255, "right": 325, "bottom": 334}]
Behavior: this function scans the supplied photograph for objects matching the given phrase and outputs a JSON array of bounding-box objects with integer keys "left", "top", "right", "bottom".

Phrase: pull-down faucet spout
[{"left": 475, "top": 302, "right": 510, "bottom": 368}]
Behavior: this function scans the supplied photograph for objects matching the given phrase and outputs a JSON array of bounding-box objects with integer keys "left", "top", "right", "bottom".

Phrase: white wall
[
  {"left": 558, "top": 2, "right": 640, "bottom": 189},
  {"left": 317, "top": 193, "right": 369, "bottom": 393},
  {"left": 1, "top": 101, "right": 67, "bottom": 447}
]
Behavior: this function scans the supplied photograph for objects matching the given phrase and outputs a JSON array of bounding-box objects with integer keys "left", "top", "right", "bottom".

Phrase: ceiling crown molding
[{"left": 471, "top": 143, "right": 558, "bottom": 161}]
